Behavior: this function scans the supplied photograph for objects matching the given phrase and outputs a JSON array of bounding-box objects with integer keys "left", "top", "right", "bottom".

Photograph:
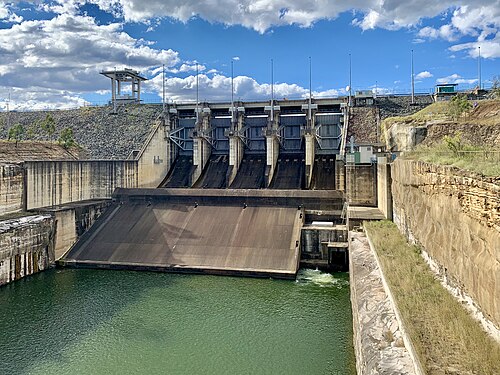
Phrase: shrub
[
  {"left": 58, "top": 127, "right": 76, "bottom": 149},
  {"left": 448, "top": 94, "right": 471, "bottom": 120},
  {"left": 8, "top": 123, "right": 25, "bottom": 146}
]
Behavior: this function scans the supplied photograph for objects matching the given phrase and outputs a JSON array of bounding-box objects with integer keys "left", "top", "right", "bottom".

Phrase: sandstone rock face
[{"left": 391, "top": 159, "right": 500, "bottom": 330}]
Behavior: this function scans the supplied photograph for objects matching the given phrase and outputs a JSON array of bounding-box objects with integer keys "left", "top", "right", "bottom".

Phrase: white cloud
[
  {"left": 0, "top": 86, "right": 89, "bottom": 111},
  {"left": 83, "top": 0, "right": 500, "bottom": 35},
  {"left": 0, "top": 13, "right": 180, "bottom": 93},
  {"left": 449, "top": 32, "right": 500, "bottom": 58},
  {"left": 145, "top": 72, "right": 339, "bottom": 102},
  {"left": 415, "top": 71, "right": 433, "bottom": 79},
  {"left": 168, "top": 63, "right": 206, "bottom": 74},
  {"left": 418, "top": 25, "right": 458, "bottom": 41},
  {"left": 416, "top": 3, "right": 500, "bottom": 57},
  {"left": 0, "top": 2, "right": 23, "bottom": 23},
  {"left": 436, "top": 73, "right": 478, "bottom": 85}
]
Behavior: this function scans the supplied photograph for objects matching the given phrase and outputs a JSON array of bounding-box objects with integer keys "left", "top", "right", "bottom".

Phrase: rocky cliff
[{"left": 391, "top": 159, "right": 500, "bottom": 331}]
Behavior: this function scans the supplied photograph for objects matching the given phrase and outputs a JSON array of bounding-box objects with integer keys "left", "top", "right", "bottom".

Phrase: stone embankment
[
  {"left": 377, "top": 96, "right": 433, "bottom": 120},
  {"left": 348, "top": 96, "right": 433, "bottom": 144},
  {"left": 350, "top": 231, "right": 420, "bottom": 375},
  {"left": 0, "top": 104, "right": 162, "bottom": 159},
  {"left": 392, "top": 159, "right": 500, "bottom": 334}
]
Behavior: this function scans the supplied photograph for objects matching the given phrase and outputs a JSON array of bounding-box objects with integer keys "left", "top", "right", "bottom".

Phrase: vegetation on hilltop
[
  {"left": 406, "top": 134, "right": 500, "bottom": 176},
  {"left": 383, "top": 98, "right": 500, "bottom": 176},
  {"left": 364, "top": 221, "right": 500, "bottom": 375}
]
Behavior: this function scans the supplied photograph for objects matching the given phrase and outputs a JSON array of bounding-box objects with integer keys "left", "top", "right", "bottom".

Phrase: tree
[
  {"left": 448, "top": 93, "right": 472, "bottom": 121},
  {"left": 40, "top": 114, "right": 56, "bottom": 137},
  {"left": 8, "top": 124, "right": 25, "bottom": 146},
  {"left": 58, "top": 127, "right": 76, "bottom": 149},
  {"left": 491, "top": 76, "right": 500, "bottom": 99}
]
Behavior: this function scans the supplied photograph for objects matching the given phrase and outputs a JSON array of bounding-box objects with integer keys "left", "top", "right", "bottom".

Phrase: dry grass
[
  {"left": 406, "top": 144, "right": 500, "bottom": 177},
  {"left": 364, "top": 220, "right": 500, "bottom": 375},
  {"left": 382, "top": 102, "right": 450, "bottom": 131},
  {"left": 382, "top": 99, "right": 500, "bottom": 133}
]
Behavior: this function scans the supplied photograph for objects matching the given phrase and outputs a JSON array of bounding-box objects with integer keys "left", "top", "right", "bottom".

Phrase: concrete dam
[{"left": 51, "top": 98, "right": 357, "bottom": 279}]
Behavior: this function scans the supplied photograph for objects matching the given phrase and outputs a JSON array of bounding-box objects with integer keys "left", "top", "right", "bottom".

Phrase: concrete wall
[
  {"left": 136, "top": 121, "right": 171, "bottom": 188},
  {"left": 377, "top": 158, "right": 392, "bottom": 219},
  {"left": 0, "top": 164, "right": 24, "bottom": 216},
  {"left": 25, "top": 160, "right": 137, "bottom": 210},
  {"left": 392, "top": 159, "right": 500, "bottom": 330},
  {"left": 346, "top": 164, "right": 377, "bottom": 206},
  {"left": 49, "top": 201, "right": 111, "bottom": 260},
  {"left": 0, "top": 215, "right": 54, "bottom": 286},
  {"left": 301, "top": 225, "right": 347, "bottom": 258}
]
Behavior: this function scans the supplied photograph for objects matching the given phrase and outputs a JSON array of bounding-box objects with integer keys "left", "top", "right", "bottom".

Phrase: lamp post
[
  {"left": 478, "top": 46, "right": 481, "bottom": 90},
  {"left": 411, "top": 49, "right": 415, "bottom": 104},
  {"left": 270, "top": 58, "right": 274, "bottom": 124},
  {"left": 195, "top": 63, "right": 199, "bottom": 123},
  {"left": 348, "top": 53, "right": 352, "bottom": 106}
]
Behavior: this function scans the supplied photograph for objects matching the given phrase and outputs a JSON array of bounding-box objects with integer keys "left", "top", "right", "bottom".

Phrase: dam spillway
[
  {"left": 51, "top": 98, "right": 352, "bottom": 278},
  {"left": 229, "top": 154, "right": 266, "bottom": 189},
  {"left": 60, "top": 189, "right": 343, "bottom": 278}
]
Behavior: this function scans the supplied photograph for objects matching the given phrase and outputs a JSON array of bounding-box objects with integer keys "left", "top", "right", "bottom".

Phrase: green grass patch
[{"left": 364, "top": 220, "right": 500, "bottom": 375}]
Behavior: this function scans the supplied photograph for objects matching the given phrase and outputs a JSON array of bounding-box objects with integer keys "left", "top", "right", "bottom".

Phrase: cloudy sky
[{"left": 0, "top": 0, "right": 498, "bottom": 110}]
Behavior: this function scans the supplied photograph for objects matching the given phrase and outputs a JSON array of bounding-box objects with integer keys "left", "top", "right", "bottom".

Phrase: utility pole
[
  {"left": 308, "top": 56, "right": 312, "bottom": 123},
  {"left": 162, "top": 64, "right": 166, "bottom": 113},
  {"left": 231, "top": 59, "right": 235, "bottom": 127},
  {"left": 478, "top": 46, "right": 481, "bottom": 90},
  {"left": 196, "top": 63, "right": 199, "bottom": 123},
  {"left": 270, "top": 58, "right": 274, "bottom": 124},
  {"left": 348, "top": 53, "right": 352, "bottom": 106},
  {"left": 411, "top": 49, "right": 415, "bottom": 104}
]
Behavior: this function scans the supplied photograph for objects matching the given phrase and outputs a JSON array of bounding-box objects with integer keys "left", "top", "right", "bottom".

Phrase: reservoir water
[{"left": 0, "top": 269, "right": 355, "bottom": 375}]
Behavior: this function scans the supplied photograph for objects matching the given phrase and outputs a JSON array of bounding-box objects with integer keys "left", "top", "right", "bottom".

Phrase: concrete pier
[
  {"left": 265, "top": 130, "right": 280, "bottom": 188},
  {"left": 192, "top": 113, "right": 212, "bottom": 185}
]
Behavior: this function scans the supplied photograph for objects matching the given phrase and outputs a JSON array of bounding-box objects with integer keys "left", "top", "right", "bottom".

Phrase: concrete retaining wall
[
  {"left": 0, "top": 164, "right": 24, "bottom": 216},
  {"left": 391, "top": 158, "right": 500, "bottom": 331},
  {"left": 136, "top": 121, "right": 171, "bottom": 188},
  {"left": 0, "top": 215, "right": 54, "bottom": 286},
  {"left": 347, "top": 164, "right": 377, "bottom": 206},
  {"left": 377, "top": 158, "right": 392, "bottom": 219},
  {"left": 45, "top": 201, "right": 112, "bottom": 260},
  {"left": 25, "top": 160, "right": 138, "bottom": 210}
]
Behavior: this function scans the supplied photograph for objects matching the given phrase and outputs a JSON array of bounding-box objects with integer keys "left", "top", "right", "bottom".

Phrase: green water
[{"left": 0, "top": 269, "right": 355, "bottom": 375}]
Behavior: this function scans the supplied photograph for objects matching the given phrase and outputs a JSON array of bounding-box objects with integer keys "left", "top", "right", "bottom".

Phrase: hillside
[
  {"left": 382, "top": 100, "right": 500, "bottom": 151},
  {"left": 0, "top": 104, "right": 162, "bottom": 159},
  {"left": 382, "top": 99, "right": 500, "bottom": 176}
]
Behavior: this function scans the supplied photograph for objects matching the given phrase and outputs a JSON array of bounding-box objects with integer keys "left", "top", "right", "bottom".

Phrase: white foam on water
[{"left": 296, "top": 268, "right": 348, "bottom": 288}]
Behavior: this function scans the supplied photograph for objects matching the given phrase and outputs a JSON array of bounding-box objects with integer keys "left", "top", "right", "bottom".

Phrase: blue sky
[{"left": 0, "top": 1, "right": 498, "bottom": 109}]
